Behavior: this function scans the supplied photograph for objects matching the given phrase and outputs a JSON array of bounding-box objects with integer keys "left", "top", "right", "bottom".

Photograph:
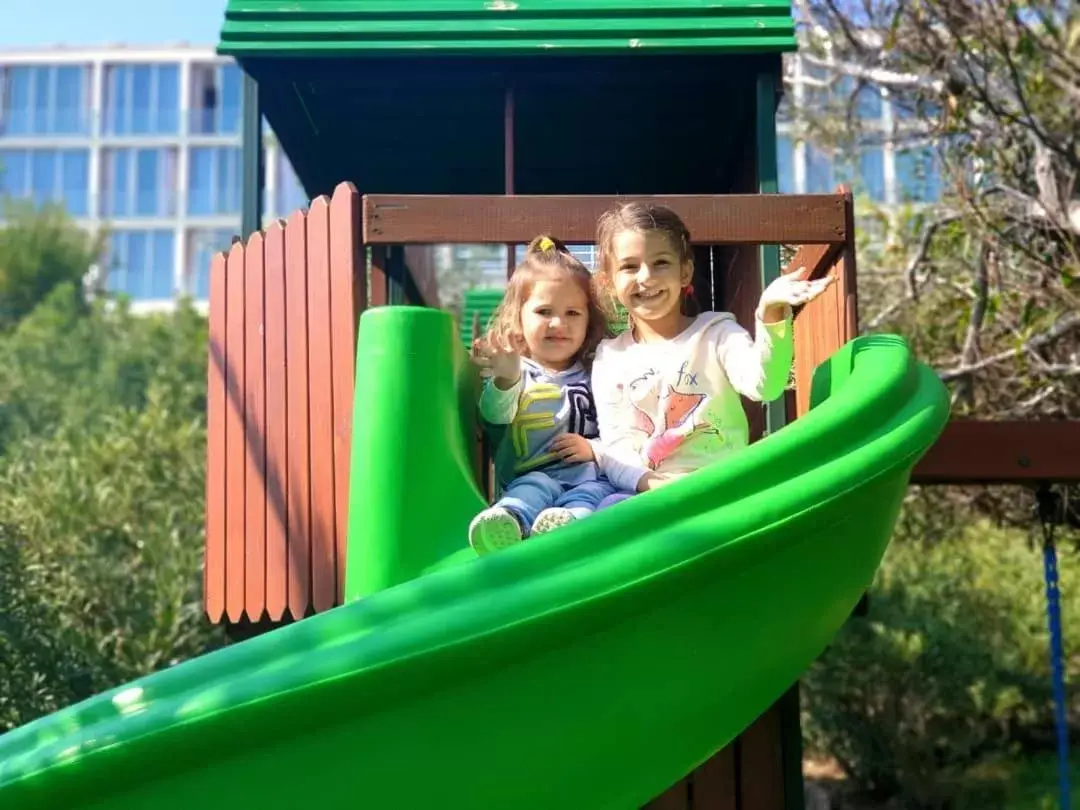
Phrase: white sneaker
[
  {"left": 531, "top": 507, "right": 577, "bottom": 535},
  {"left": 469, "top": 507, "right": 524, "bottom": 556}
]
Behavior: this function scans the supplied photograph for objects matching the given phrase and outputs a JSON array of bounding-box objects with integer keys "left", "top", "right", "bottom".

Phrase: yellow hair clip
[{"left": 538, "top": 236, "right": 555, "bottom": 252}]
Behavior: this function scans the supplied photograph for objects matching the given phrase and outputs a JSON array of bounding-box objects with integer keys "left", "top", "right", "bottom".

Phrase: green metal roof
[{"left": 218, "top": 0, "right": 797, "bottom": 57}]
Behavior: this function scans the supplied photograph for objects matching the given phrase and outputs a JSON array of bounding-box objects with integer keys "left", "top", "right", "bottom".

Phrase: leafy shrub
[
  {"left": 803, "top": 519, "right": 1080, "bottom": 808},
  {"left": 0, "top": 289, "right": 223, "bottom": 732}
]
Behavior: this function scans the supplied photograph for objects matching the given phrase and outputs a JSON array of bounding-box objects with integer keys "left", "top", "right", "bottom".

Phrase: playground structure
[
  {"left": 204, "top": 3, "right": 1078, "bottom": 806},
  {"left": 0, "top": 2, "right": 1077, "bottom": 809}
]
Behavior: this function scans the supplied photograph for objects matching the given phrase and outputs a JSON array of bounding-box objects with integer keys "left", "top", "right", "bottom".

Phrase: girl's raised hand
[
  {"left": 471, "top": 336, "right": 522, "bottom": 386},
  {"left": 757, "top": 265, "right": 835, "bottom": 323}
]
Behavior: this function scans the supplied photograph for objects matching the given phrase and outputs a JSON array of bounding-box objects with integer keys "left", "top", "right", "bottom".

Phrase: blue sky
[{"left": 1, "top": 0, "right": 228, "bottom": 48}]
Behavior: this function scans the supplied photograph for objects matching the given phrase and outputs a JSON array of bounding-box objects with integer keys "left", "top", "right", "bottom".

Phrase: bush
[
  {"left": 0, "top": 524, "right": 99, "bottom": 729},
  {"left": 803, "top": 518, "right": 1080, "bottom": 808},
  {"left": 0, "top": 290, "right": 223, "bottom": 732},
  {"left": 0, "top": 284, "right": 207, "bottom": 453}
]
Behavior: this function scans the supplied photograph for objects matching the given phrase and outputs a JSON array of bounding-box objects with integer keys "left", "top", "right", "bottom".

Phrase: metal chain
[{"left": 1037, "top": 484, "right": 1071, "bottom": 810}]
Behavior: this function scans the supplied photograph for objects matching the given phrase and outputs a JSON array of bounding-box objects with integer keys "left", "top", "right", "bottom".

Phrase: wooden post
[{"left": 240, "top": 70, "right": 264, "bottom": 238}]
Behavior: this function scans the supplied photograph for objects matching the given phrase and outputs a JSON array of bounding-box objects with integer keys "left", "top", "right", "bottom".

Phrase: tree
[
  {"left": 0, "top": 288, "right": 223, "bottom": 732},
  {"left": 791, "top": 0, "right": 1079, "bottom": 423},
  {"left": 0, "top": 202, "right": 104, "bottom": 331}
]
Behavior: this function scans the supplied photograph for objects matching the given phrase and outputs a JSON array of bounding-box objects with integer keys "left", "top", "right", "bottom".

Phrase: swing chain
[
  {"left": 1035, "top": 482, "right": 1071, "bottom": 810},
  {"left": 1036, "top": 483, "right": 1065, "bottom": 547}
]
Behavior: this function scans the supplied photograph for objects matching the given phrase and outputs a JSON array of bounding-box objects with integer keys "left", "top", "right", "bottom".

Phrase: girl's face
[
  {"left": 609, "top": 229, "right": 693, "bottom": 331},
  {"left": 519, "top": 275, "right": 589, "bottom": 371}
]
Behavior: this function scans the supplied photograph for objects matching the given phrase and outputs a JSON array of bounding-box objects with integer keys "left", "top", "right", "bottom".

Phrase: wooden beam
[
  {"left": 912, "top": 420, "right": 1080, "bottom": 484},
  {"left": 363, "top": 194, "right": 848, "bottom": 246}
]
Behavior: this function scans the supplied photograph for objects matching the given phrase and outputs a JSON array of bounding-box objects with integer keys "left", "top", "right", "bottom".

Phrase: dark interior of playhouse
[{"left": 203, "top": 3, "right": 1080, "bottom": 808}]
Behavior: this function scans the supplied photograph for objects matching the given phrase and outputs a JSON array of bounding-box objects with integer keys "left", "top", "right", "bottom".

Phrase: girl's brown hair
[
  {"left": 482, "top": 235, "right": 611, "bottom": 367},
  {"left": 594, "top": 202, "right": 699, "bottom": 317}
]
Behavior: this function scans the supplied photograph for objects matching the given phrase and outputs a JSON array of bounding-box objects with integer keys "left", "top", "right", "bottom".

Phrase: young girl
[
  {"left": 549, "top": 201, "right": 834, "bottom": 500},
  {"left": 468, "top": 235, "right": 616, "bottom": 555}
]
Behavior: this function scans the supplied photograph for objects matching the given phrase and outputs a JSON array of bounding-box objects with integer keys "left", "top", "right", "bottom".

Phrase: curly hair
[{"left": 482, "top": 235, "right": 611, "bottom": 368}]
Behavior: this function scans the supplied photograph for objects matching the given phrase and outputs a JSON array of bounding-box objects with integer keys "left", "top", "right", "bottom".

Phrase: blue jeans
[
  {"left": 495, "top": 471, "right": 616, "bottom": 532},
  {"left": 597, "top": 492, "right": 635, "bottom": 511}
]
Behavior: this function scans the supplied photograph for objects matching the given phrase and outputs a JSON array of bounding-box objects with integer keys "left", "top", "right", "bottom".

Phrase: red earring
[{"left": 683, "top": 283, "right": 695, "bottom": 297}]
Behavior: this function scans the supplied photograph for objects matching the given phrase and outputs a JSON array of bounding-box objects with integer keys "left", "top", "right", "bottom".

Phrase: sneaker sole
[
  {"left": 470, "top": 515, "right": 523, "bottom": 556},
  {"left": 532, "top": 510, "right": 575, "bottom": 535}
]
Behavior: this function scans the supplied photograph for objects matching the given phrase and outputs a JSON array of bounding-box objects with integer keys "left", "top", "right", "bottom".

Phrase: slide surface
[{"left": 0, "top": 307, "right": 949, "bottom": 809}]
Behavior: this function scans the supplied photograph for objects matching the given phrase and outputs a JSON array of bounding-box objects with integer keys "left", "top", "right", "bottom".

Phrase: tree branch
[{"left": 938, "top": 312, "right": 1080, "bottom": 381}]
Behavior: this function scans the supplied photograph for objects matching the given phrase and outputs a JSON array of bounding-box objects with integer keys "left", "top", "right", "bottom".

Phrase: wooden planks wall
[
  {"left": 205, "top": 182, "right": 363, "bottom": 624},
  {"left": 789, "top": 189, "right": 858, "bottom": 418}
]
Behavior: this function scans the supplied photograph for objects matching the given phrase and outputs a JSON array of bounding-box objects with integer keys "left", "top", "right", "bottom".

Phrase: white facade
[
  {"left": 1, "top": 45, "right": 942, "bottom": 309},
  {"left": 0, "top": 44, "right": 309, "bottom": 311}
]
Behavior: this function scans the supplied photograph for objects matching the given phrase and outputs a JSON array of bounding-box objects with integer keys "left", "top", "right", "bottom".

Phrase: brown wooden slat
[
  {"left": 912, "top": 420, "right": 1080, "bottom": 483},
  {"left": 370, "top": 245, "right": 389, "bottom": 307},
  {"left": 264, "top": 221, "right": 289, "bottom": 622},
  {"left": 789, "top": 189, "right": 858, "bottom": 417},
  {"left": 307, "top": 197, "right": 338, "bottom": 613},
  {"left": 738, "top": 705, "right": 785, "bottom": 810},
  {"left": 644, "top": 780, "right": 690, "bottom": 810},
  {"left": 403, "top": 245, "right": 438, "bottom": 307},
  {"left": 285, "top": 210, "right": 312, "bottom": 620},
  {"left": 783, "top": 243, "right": 840, "bottom": 284},
  {"left": 329, "top": 183, "right": 362, "bottom": 604},
  {"left": 363, "top": 194, "right": 847, "bottom": 246},
  {"left": 691, "top": 745, "right": 737, "bottom": 810},
  {"left": 716, "top": 244, "right": 765, "bottom": 440},
  {"left": 791, "top": 263, "right": 842, "bottom": 416},
  {"left": 244, "top": 232, "right": 268, "bottom": 622},
  {"left": 205, "top": 251, "right": 228, "bottom": 623},
  {"left": 224, "top": 242, "right": 247, "bottom": 623},
  {"left": 840, "top": 189, "right": 859, "bottom": 336}
]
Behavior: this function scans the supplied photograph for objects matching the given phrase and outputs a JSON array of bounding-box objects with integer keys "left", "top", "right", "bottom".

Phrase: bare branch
[
  {"left": 861, "top": 214, "right": 962, "bottom": 332},
  {"left": 938, "top": 312, "right": 1080, "bottom": 381}
]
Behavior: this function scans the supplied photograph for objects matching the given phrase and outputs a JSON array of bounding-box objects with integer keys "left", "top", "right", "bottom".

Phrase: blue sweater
[{"left": 479, "top": 359, "right": 602, "bottom": 489}]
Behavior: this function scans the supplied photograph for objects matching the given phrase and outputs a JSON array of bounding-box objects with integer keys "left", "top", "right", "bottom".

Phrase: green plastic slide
[{"left": 0, "top": 307, "right": 949, "bottom": 809}]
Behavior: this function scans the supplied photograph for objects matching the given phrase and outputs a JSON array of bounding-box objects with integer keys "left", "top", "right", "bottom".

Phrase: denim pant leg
[
  {"left": 494, "top": 472, "right": 564, "bottom": 532},
  {"left": 597, "top": 492, "right": 635, "bottom": 511},
  {"left": 553, "top": 479, "right": 619, "bottom": 519}
]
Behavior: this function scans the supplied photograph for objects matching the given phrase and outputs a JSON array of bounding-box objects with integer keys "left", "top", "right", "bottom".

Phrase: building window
[
  {"left": 806, "top": 143, "right": 834, "bottom": 193},
  {"left": 776, "top": 135, "right": 795, "bottom": 193},
  {"left": 0, "top": 148, "right": 89, "bottom": 215},
  {"left": 896, "top": 146, "right": 943, "bottom": 202},
  {"left": 106, "top": 229, "right": 175, "bottom": 300},
  {"left": 834, "top": 145, "right": 887, "bottom": 203},
  {"left": 275, "top": 150, "right": 309, "bottom": 217},
  {"left": 103, "top": 64, "right": 180, "bottom": 136},
  {"left": 100, "top": 147, "right": 178, "bottom": 217},
  {"left": 190, "top": 63, "right": 242, "bottom": 135},
  {"left": 836, "top": 76, "right": 884, "bottom": 122},
  {"left": 188, "top": 146, "right": 241, "bottom": 215},
  {"left": 186, "top": 228, "right": 237, "bottom": 300},
  {"left": 858, "top": 147, "right": 886, "bottom": 202},
  {"left": 0, "top": 65, "right": 89, "bottom": 136}
]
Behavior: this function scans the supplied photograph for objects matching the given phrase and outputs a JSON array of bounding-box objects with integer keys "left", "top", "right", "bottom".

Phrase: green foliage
[
  {"left": 0, "top": 284, "right": 208, "bottom": 454},
  {"left": 804, "top": 519, "right": 1080, "bottom": 808},
  {"left": 0, "top": 283, "right": 222, "bottom": 733},
  {"left": 958, "top": 752, "right": 1080, "bottom": 810},
  {"left": 0, "top": 524, "right": 98, "bottom": 729},
  {"left": 0, "top": 202, "right": 103, "bottom": 331}
]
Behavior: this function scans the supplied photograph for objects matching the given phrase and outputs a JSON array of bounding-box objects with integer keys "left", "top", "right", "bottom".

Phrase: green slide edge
[{"left": 0, "top": 307, "right": 950, "bottom": 810}]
